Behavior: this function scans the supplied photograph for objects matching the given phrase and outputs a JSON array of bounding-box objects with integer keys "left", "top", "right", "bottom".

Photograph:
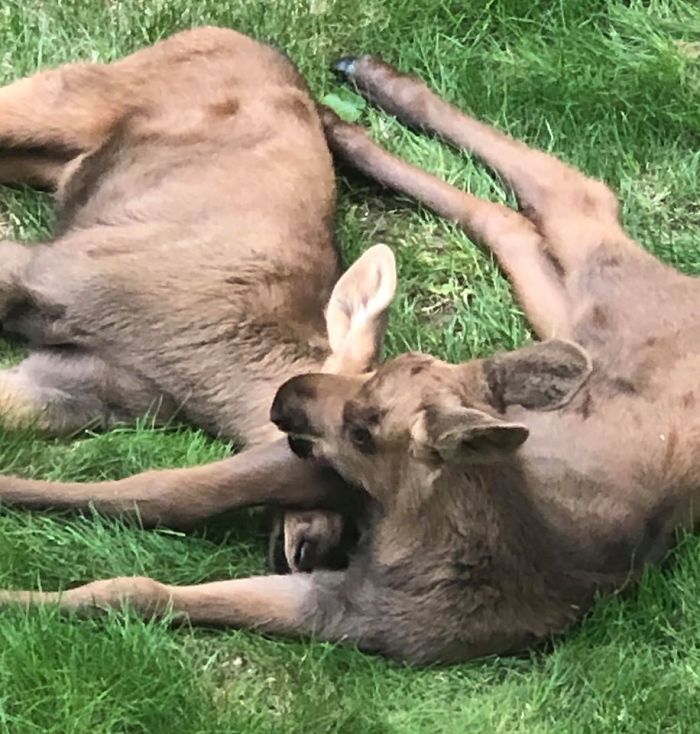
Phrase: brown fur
[
  {"left": 270, "top": 56, "right": 700, "bottom": 663},
  {"left": 0, "top": 46, "right": 698, "bottom": 666},
  {"left": 0, "top": 28, "right": 398, "bottom": 572},
  {"left": 0, "top": 28, "right": 339, "bottom": 440}
]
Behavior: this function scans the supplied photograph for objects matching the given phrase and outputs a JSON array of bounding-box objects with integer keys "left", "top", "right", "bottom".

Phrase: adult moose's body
[
  {"left": 0, "top": 28, "right": 396, "bottom": 571},
  {"left": 0, "top": 27, "right": 339, "bottom": 441}
]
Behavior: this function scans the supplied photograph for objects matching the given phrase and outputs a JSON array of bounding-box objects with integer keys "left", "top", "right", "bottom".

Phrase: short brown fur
[
  {"left": 1, "top": 45, "right": 699, "bottom": 666},
  {"left": 0, "top": 29, "right": 399, "bottom": 573}
]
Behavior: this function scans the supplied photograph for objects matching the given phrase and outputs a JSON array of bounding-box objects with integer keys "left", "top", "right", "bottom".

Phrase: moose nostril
[
  {"left": 287, "top": 435, "right": 314, "bottom": 459},
  {"left": 270, "top": 398, "right": 310, "bottom": 436},
  {"left": 271, "top": 405, "right": 308, "bottom": 434},
  {"left": 271, "top": 376, "right": 319, "bottom": 433}
]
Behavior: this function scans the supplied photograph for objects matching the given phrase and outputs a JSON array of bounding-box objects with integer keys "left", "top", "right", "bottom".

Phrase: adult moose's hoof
[{"left": 268, "top": 509, "right": 355, "bottom": 574}]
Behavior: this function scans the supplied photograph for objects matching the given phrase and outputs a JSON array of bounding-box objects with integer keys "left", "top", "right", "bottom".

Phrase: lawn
[{"left": 1, "top": 0, "right": 699, "bottom": 731}]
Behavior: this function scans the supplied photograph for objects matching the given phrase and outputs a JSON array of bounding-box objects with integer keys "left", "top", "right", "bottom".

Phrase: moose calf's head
[{"left": 272, "top": 290, "right": 593, "bottom": 509}]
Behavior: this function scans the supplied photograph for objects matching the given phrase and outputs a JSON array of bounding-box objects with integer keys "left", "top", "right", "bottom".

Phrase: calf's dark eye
[{"left": 349, "top": 426, "right": 375, "bottom": 454}]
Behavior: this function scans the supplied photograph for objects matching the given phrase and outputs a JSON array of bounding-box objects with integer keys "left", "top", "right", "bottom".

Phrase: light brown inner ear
[{"left": 323, "top": 244, "right": 397, "bottom": 374}]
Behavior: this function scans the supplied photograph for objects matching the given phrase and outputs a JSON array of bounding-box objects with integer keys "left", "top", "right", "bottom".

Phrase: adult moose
[{"left": 0, "top": 27, "right": 396, "bottom": 574}]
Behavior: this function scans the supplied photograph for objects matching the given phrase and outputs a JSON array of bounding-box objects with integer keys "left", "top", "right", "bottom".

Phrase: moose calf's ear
[
  {"left": 410, "top": 405, "right": 529, "bottom": 465},
  {"left": 323, "top": 244, "right": 397, "bottom": 375},
  {"left": 483, "top": 339, "right": 592, "bottom": 412}
]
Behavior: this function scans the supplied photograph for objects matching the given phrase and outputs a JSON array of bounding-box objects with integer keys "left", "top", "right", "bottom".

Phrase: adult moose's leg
[
  {"left": 0, "top": 349, "right": 177, "bottom": 436},
  {"left": 321, "top": 108, "right": 571, "bottom": 339},
  {"left": 0, "top": 438, "right": 355, "bottom": 528},
  {"left": 333, "top": 56, "right": 632, "bottom": 276},
  {"left": 0, "top": 62, "right": 132, "bottom": 190},
  {"left": 0, "top": 572, "right": 347, "bottom": 642}
]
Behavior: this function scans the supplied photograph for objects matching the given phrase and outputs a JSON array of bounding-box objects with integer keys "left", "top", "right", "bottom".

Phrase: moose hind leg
[
  {"left": 334, "top": 55, "right": 630, "bottom": 274},
  {"left": 0, "top": 349, "right": 172, "bottom": 436},
  {"left": 321, "top": 109, "right": 571, "bottom": 339}
]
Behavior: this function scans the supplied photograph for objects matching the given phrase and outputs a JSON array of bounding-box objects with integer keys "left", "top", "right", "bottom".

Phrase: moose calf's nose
[
  {"left": 270, "top": 375, "right": 317, "bottom": 434},
  {"left": 269, "top": 391, "right": 298, "bottom": 433}
]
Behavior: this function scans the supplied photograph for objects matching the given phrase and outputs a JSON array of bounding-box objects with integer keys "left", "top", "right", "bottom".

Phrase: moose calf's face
[
  {"left": 271, "top": 340, "right": 593, "bottom": 506},
  {"left": 272, "top": 243, "right": 592, "bottom": 507}
]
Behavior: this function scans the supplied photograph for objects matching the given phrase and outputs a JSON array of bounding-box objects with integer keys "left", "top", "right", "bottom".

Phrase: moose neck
[{"left": 420, "top": 458, "right": 598, "bottom": 596}]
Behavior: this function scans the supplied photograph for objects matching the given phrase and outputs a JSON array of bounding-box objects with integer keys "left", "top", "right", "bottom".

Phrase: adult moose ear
[
  {"left": 323, "top": 244, "right": 397, "bottom": 374},
  {"left": 482, "top": 340, "right": 592, "bottom": 412},
  {"left": 410, "top": 404, "right": 529, "bottom": 465}
]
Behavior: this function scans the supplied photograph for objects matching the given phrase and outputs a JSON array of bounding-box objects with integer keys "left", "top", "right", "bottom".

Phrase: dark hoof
[
  {"left": 293, "top": 538, "right": 318, "bottom": 573},
  {"left": 332, "top": 55, "right": 360, "bottom": 79},
  {"left": 268, "top": 516, "right": 291, "bottom": 574},
  {"left": 267, "top": 510, "right": 359, "bottom": 574}
]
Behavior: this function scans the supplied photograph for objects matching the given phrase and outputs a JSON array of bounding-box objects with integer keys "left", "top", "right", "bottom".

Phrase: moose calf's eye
[{"left": 349, "top": 426, "right": 374, "bottom": 454}]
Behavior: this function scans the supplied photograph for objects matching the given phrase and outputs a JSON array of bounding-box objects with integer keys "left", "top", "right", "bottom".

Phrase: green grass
[{"left": 0, "top": 0, "right": 699, "bottom": 731}]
